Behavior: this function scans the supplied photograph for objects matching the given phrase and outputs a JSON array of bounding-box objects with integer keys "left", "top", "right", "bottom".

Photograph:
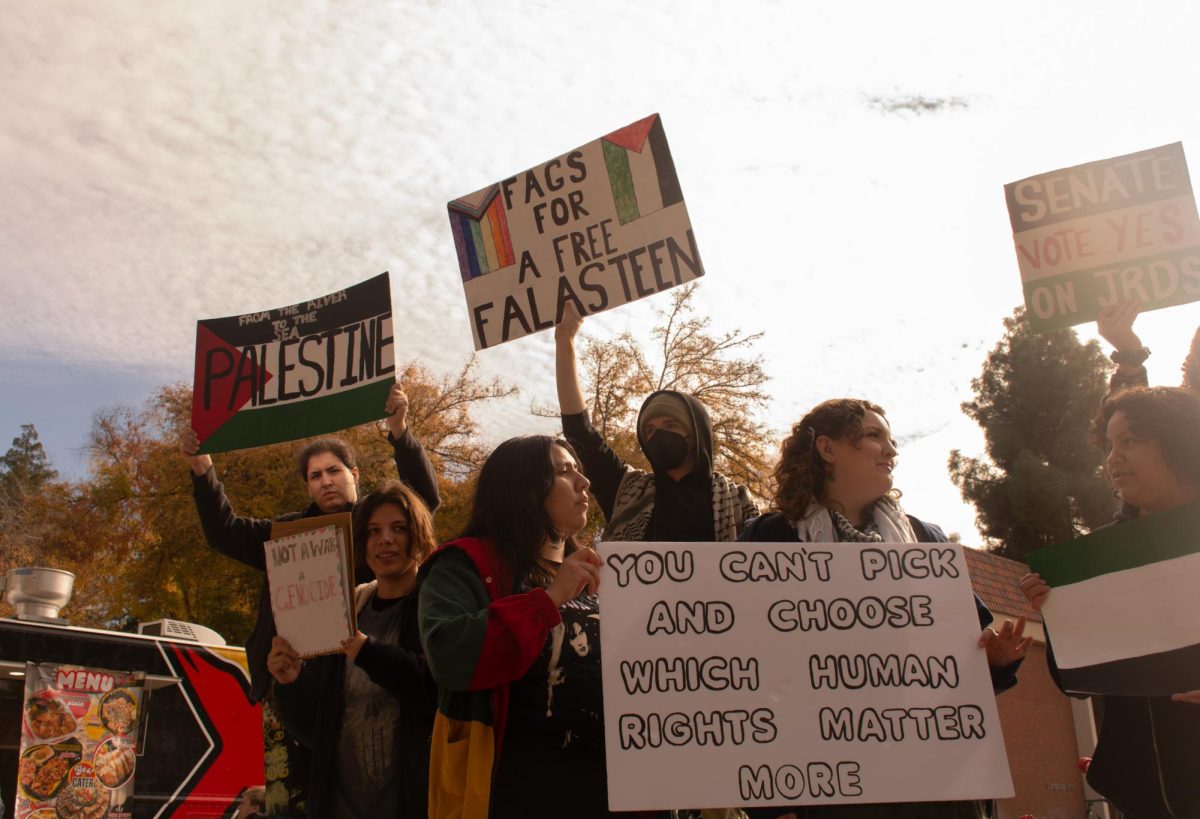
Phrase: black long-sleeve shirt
[{"left": 189, "top": 428, "right": 440, "bottom": 701}]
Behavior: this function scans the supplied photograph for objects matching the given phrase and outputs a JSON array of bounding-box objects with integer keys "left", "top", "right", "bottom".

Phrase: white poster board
[
  {"left": 265, "top": 515, "right": 356, "bottom": 658},
  {"left": 447, "top": 113, "right": 703, "bottom": 349},
  {"left": 599, "top": 541, "right": 1013, "bottom": 811}
]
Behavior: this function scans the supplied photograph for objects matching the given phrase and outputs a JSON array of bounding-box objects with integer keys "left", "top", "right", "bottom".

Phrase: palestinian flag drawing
[
  {"left": 601, "top": 113, "right": 683, "bottom": 225},
  {"left": 1028, "top": 501, "right": 1200, "bottom": 696},
  {"left": 191, "top": 273, "right": 395, "bottom": 454}
]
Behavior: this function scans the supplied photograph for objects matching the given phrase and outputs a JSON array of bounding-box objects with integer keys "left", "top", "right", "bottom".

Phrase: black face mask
[{"left": 644, "top": 429, "right": 691, "bottom": 472}]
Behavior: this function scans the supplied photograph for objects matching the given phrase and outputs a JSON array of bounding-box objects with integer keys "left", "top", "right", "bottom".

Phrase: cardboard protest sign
[
  {"left": 1005, "top": 142, "right": 1200, "bottom": 333},
  {"left": 1027, "top": 501, "right": 1200, "bottom": 696},
  {"left": 191, "top": 272, "right": 395, "bottom": 454},
  {"left": 448, "top": 114, "right": 704, "bottom": 349},
  {"left": 600, "top": 541, "right": 1012, "bottom": 811},
  {"left": 265, "top": 513, "right": 356, "bottom": 658},
  {"left": 16, "top": 663, "right": 144, "bottom": 819}
]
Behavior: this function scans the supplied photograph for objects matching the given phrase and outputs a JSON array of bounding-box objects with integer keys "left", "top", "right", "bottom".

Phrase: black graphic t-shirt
[
  {"left": 490, "top": 591, "right": 614, "bottom": 818},
  {"left": 331, "top": 593, "right": 405, "bottom": 819}
]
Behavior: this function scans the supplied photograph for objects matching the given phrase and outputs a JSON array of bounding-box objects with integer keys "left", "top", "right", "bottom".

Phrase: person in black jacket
[
  {"left": 180, "top": 382, "right": 440, "bottom": 702},
  {"left": 1022, "top": 386, "right": 1200, "bottom": 819},
  {"left": 554, "top": 303, "right": 756, "bottom": 543},
  {"left": 741, "top": 398, "right": 1029, "bottom": 819},
  {"left": 268, "top": 481, "right": 438, "bottom": 818}
]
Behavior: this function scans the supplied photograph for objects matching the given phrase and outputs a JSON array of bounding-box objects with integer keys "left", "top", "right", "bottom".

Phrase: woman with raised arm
[
  {"left": 419, "top": 435, "right": 641, "bottom": 819},
  {"left": 267, "top": 480, "right": 438, "bottom": 818},
  {"left": 741, "top": 398, "right": 1029, "bottom": 819},
  {"left": 1021, "top": 386, "right": 1200, "bottom": 818}
]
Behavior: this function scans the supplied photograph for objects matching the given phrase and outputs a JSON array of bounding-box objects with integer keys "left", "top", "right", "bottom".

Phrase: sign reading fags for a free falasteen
[
  {"left": 1005, "top": 142, "right": 1200, "bottom": 333},
  {"left": 598, "top": 541, "right": 1013, "bottom": 811},
  {"left": 447, "top": 114, "right": 704, "bottom": 350}
]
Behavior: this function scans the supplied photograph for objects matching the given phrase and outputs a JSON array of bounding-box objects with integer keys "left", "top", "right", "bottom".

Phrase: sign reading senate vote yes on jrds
[
  {"left": 448, "top": 114, "right": 704, "bottom": 350},
  {"left": 191, "top": 273, "right": 396, "bottom": 454},
  {"left": 1006, "top": 142, "right": 1200, "bottom": 333},
  {"left": 599, "top": 542, "right": 1013, "bottom": 811}
]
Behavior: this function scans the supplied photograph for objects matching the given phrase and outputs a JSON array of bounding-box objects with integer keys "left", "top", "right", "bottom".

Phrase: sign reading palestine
[{"left": 191, "top": 273, "right": 395, "bottom": 454}]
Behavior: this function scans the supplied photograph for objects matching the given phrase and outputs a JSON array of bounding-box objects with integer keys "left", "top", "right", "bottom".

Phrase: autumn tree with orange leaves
[{"left": 0, "top": 359, "right": 514, "bottom": 640}]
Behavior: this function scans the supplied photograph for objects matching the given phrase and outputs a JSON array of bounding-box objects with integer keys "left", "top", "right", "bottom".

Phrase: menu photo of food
[
  {"left": 24, "top": 692, "right": 85, "bottom": 741},
  {"left": 17, "top": 740, "right": 82, "bottom": 803},
  {"left": 15, "top": 663, "right": 145, "bottom": 819}
]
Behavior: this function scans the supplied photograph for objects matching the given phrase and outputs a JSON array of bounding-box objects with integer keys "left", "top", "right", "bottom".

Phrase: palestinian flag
[
  {"left": 1028, "top": 501, "right": 1200, "bottom": 696},
  {"left": 601, "top": 113, "right": 683, "bottom": 225},
  {"left": 191, "top": 273, "right": 395, "bottom": 454}
]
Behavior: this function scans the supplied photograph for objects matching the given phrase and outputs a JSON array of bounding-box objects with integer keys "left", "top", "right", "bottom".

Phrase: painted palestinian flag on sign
[
  {"left": 191, "top": 273, "right": 395, "bottom": 454},
  {"left": 600, "top": 114, "right": 683, "bottom": 225},
  {"left": 1028, "top": 501, "right": 1200, "bottom": 696}
]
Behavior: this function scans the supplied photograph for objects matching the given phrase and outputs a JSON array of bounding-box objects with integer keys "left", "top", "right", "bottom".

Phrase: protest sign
[
  {"left": 1005, "top": 142, "right": 1200, "bottom": 333},
  {"left": 191, "top": 272, "right": 395, "bottom": 454},
  {"left": 265, "top": 513, "right": 356, "bottom": 658},
  {"left": 16, "top": 662, "right": 144, "bottom": 819},
  {"left": 600, "top": 541, "right": 1012, "bottom": 811},
  {"left": 1027, "top": 501, "right": 1200, "bottom": 696},
  {"left": 448, "top": 113, "right": 704, "bottom": 350}
]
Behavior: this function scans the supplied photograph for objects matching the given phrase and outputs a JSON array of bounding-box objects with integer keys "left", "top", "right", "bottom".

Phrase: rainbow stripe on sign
[
  {"left": 448, "top": 184, "right": 516, "bottom": 281},
  {"left": 601, "top": 114, "right": 683, "bottom": 225}
]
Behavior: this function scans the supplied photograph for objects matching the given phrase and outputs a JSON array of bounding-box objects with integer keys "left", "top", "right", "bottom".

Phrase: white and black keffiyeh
[
  {"left": 604, "top": 468, "right": 758, "bottom": 543},
  {"left": 791, "top": 497, "right": 917, "bottom": 543}
]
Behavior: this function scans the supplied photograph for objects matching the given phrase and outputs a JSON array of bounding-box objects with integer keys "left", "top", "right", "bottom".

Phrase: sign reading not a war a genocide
[
  {"left": 447, "top": 114, "right": 704, "bottom": 350},
  {"left": 1005, "top": 142, "right": 1200, "bottom": 333},
  {"left": 599, "top": 541, "right": 1013, "bottom": 811},
  {"left": 266, "top": 514, "right": 357, "bottom": 658},
  {"left": 191, "top": 273, "right": 395, "bottom": 454}
]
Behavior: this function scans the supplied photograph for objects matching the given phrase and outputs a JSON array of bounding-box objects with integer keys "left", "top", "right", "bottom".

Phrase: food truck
[{"left": 1, "top": 568, "right": 265, "bottom": 819}]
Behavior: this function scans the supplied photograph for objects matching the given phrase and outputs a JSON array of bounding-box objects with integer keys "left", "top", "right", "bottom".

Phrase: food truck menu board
[{"left": 15, "top": 663, "right": 145, "bottom": 819}]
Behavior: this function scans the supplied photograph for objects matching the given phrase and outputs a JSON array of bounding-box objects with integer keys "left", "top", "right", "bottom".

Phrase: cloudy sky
[{"left": 2, "top": 0, "right": 1198, "bottom": 543}]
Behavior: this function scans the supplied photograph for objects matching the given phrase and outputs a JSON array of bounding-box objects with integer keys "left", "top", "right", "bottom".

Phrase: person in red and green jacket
[{"left": 418, "top": 434, "right": 621, "bottom": 819}]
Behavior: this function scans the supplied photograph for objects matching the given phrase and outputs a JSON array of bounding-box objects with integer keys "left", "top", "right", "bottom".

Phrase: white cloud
[{"left": 2, "top": 0, "right": 1200, "bottom": 541}]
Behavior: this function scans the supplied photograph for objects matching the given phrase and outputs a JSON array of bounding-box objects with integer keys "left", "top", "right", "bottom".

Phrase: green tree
[
  {"left": 0, "top": 424, "right": 65, "bottom": 572},
  {"left": 0, "top": 424, "right": 57, "bottom": 497},
  {"left": 949, "top": 307, "right": 1117, "bottom": 561}
]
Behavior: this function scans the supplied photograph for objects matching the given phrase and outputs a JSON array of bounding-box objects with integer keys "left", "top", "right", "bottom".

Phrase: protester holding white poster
[
  {"left": 1022, "top": 386, "right": 1200, "bottom": 819},
  {"left": 268, "top": 481, "right": 438, "bottom": 818},
  {"left": 181, "top": 382, "right": 439, "bottom": 702},
  {"left": 734, "top": 398, "right": 1027, "bottom": 817}
]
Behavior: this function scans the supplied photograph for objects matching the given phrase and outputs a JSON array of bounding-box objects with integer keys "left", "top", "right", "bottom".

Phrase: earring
[{"left": 825, "top": 466, "right": 835, "bottom": 483}]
